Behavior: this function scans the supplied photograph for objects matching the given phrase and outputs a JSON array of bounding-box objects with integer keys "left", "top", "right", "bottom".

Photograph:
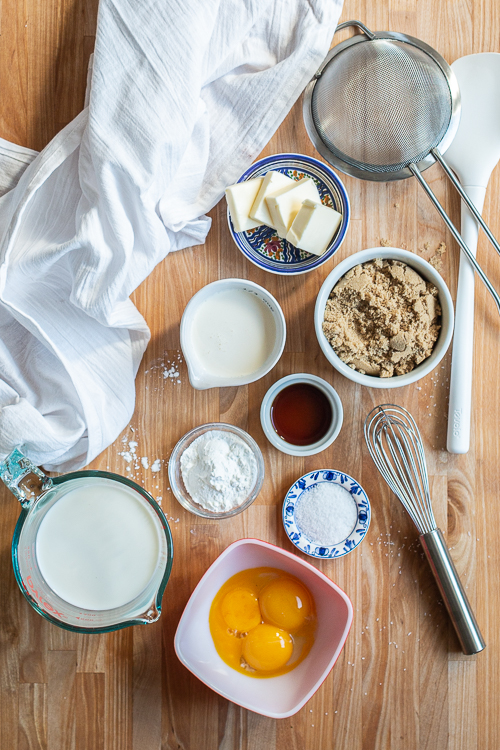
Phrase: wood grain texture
[{"left": 0, "top": 1, "right": 499, "bottom": 748}]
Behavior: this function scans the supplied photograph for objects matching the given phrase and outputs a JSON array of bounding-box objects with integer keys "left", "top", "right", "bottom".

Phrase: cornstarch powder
[
  {"left": 180, "top": 430, "right": 257, "bottom": 512},
  {"left": 295, "top": 482, "right": 357, "bottom": 545}
]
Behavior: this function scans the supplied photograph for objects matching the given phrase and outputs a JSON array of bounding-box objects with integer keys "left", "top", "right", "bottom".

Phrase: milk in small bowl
[
  {"left": 2, "top": 449, "right": 173, "bottom": 633},
  {"left": 180, "top": 279, "right": 286, "bottom": 390}
]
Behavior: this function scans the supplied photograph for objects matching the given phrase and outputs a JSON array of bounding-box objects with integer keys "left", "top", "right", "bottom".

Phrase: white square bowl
[{"left": 174, "top": 538, "right": 353, "bottom": 718}]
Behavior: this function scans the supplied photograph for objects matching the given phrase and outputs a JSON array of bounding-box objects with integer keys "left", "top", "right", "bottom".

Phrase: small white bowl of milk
[{"left": 180, "top": 279, "right": 286, "bottom": 389}]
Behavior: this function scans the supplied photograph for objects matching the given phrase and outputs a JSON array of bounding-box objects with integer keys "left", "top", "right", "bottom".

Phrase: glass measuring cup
[{"left": 0, "top": 448, "right": 173, "bottom": 633}]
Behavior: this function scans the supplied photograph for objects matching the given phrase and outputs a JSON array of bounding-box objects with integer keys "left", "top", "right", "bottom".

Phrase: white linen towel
[{"left": 0, "top": 0, "right": 343, "bottom": 471}]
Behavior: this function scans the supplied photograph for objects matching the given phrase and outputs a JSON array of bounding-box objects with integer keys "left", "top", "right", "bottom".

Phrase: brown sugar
[
  {"left": 322, "top": 259, "right": 441, "bottom": 377},
  {"left": 429, "top": 242, "right": 446, "bottom": 271}
]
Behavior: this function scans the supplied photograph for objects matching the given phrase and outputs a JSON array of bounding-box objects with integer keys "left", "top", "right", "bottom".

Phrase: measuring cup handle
[{"left": 0, "top": 448, "right": 53, "bottom": 508}]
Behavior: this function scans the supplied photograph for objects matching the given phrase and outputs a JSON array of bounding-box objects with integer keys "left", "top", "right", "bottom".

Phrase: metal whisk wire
[
  {"left": 363, "top": 403, "right": 485, "bottom": 656},
  {"left": 364, "top": 404, "right": 436, "bottom": 534}
]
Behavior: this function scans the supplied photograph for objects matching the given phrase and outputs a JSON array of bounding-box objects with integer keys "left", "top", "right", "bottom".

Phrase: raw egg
[
  {"left": 260, "top": 578, "right": 312, "bottom": 632},
  {"left": 221, "top": 587, "right": 261, "bottom": 632},
  {"left": 209, "top": 567, "right": 316, "bottom": 678},
  {"left": 242, "top": 624, "right": 293, "bottom": 671}
]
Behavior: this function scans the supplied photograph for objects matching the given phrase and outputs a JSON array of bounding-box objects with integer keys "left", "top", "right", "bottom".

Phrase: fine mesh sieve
[
  {"left": 303, "top": 21, "right": 500, "bottom": 313},
  {"left": 311, "top": 39, "right": 452, "bottom": 173}
]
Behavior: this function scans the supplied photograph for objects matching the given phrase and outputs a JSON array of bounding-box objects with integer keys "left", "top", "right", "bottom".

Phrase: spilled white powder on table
[
  {"left": 144, "top": 351, "right": 183, "bottom": 386},
  {"left": 295, "top": 482, "right": 357, "bottom": 545},
  {"left": 180, "top": 430, "right": 257, "bottom": 512},
  {"left": 117, "top": 429, "right": 165, "bottom": 486}
]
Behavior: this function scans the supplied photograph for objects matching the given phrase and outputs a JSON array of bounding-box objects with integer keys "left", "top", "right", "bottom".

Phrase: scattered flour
[
  {"left": 180, "top": 430, "right": 257, "bottom": 512},
  {"left": 117, "top": 430, "right": 165, "bottom": 488},
  {"left": 144, "top": 351, "right": 183, "bottom": 386}
]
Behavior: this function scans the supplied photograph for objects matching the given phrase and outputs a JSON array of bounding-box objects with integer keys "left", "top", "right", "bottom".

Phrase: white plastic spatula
[{"left": 445, "top": 54, "right": 500, "bottom": 454}]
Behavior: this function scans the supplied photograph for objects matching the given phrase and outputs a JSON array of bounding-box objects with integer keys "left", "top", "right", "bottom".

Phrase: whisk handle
[{"left": 420, "top": 529, "right": 485, "bottom": 655}]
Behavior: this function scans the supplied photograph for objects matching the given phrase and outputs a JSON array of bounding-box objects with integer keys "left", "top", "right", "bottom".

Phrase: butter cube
[
  {"left": 286, "top": 199, "right": 342, "bottom": 256},
  {"left": 249, "top": 170, "right": 294, "bottom": 228},
  {"left": 265, "top": 178, "right": 321, "bottom": 238},
  {"left": 225, "top": 177, "right": 264, "bottom": 233}
]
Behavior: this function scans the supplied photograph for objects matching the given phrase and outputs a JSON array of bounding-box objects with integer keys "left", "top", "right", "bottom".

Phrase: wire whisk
[{"left": 364, "top": 404, "right": 485, "bottom": 655}]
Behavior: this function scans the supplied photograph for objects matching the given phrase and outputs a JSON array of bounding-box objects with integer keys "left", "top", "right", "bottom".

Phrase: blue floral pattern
[
  {"left": 227, "top": 154, "right": 350, "bottom": 275},
  {"left": 282, "top": 470, "right": 371, "bottom": 560}
]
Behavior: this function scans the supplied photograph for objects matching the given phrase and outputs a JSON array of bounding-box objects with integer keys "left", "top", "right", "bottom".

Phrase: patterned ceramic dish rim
[
  {"left": 282, "top": 470, "right": 371, "bottom": 559},
  {"left": 227, "top": 153, "right": 350, "bottom": 275}
]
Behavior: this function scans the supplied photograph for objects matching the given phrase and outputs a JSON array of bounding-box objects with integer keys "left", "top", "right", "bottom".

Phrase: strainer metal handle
[
  {"left": 433, "top": 149, "right": 500, "bottom": 260},
  {"left": 335, "top": 19, "right": 375, "bottom": 39},
  {"left": 304, "top": 20, "right": 500, "bottom": 314},
  {"left": 409, "top": 163, "right": 500, "bottom": 313}
]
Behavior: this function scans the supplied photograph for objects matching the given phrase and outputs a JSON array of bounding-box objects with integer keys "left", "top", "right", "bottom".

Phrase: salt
[{"left": 295, "top": 482, "right": 357, "bottom": 545}]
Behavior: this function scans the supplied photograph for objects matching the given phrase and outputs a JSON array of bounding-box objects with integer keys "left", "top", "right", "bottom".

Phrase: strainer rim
[{"left": 303, "top": 27, "right": 461, "bottom": 182}]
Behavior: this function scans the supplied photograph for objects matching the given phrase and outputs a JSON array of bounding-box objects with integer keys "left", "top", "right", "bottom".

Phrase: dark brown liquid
[{"left": 270, "top": 383, "right": 332, "bottom": 446}]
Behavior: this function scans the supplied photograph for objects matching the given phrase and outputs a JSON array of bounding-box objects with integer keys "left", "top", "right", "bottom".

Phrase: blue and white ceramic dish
[
  {"left": 227, "top": 153, "right": 350, "bottom": 275},
  {"left": 283, "top": 470, "right": 370, "bottom": 559}
]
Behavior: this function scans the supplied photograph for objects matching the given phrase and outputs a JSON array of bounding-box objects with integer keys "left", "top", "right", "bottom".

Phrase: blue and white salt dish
[
  {"left": 283, "top": 470, "right": 371, "bottom": 559},
  {"left": 227, "top": 153, "right": 350, "bottom": 275}
]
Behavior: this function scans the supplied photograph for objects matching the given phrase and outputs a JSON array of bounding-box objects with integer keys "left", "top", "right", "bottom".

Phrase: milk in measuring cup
[{"left": 35, "top": 480, "right": 161, "bottom": 610}]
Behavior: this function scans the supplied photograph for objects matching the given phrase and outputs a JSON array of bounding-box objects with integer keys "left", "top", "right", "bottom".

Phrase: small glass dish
[
  {"left": 283, "top": 470, "right": 371, "bottom": 559},
  {"left": 168, "top": 423, "right": 265, "bottom": 519}
]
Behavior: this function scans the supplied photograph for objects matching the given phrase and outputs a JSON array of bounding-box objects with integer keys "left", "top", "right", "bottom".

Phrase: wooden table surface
[{"left": 1, "top": 1, "right": 499, "bottom": 748}]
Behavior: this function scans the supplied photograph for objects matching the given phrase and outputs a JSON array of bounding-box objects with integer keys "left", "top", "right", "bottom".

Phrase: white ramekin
[
  {"left": 180, "top": 278, "right": 286, "bottom": 390},
  {"left": 260, "top": 373, "right": 343, "bottom": 456},
  {"left": 314, "top": 247, "right": 454, "bottom": 389}
]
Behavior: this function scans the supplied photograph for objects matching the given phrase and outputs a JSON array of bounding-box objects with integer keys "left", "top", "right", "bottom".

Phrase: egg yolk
[
  {"left": 260, "top": 578, "right": 312, "bottom": 632},
  {"left": 242, "top": 624, "right": 293, "bottom": 671},
  {"left": 220, "top": 587, "right": 261, "bottom": 632},
  {"left": 209, "top": 567, "right": 317, "bottom": 678}
]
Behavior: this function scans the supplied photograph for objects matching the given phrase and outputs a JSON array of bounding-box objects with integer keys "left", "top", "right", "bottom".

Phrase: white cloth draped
[{"left": 0, "top": 0, "right": 342, "bottom": 471}]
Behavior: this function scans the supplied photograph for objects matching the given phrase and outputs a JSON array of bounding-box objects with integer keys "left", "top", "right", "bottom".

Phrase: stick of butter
[
  {"left": 249, "top": 170, "right": 294, "bottom": 228},
  {"left": 225, "top": 177, "right": 264, "bottom": 233},
  {"left": 286, "top": 199, "right": 342, "bottom": 256},
  {"left": 265, "top": 178, "right": 321, "bottom": 238}
]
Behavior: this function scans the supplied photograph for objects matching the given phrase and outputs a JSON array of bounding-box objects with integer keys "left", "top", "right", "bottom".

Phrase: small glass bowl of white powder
[
  {"left": 168, "top": 423, "right": 265, "bottom": 518},
  {"left": 282, "top": 470, "right": 370, "bottom": 559}
]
